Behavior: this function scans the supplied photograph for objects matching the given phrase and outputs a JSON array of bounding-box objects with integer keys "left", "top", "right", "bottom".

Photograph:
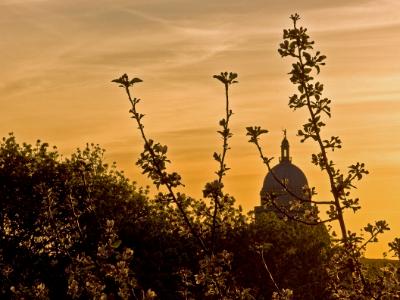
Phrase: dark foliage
[{"left": 0, "top": 134, "right": 331, "bottom": 299}]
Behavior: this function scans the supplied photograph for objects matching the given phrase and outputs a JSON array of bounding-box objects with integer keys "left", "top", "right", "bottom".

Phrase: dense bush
[
  {"left": 0, "top": 134, "right": 332, "bottom": 299},
  {"left": 0, "top": 135, "right": 148, "bottom": 298}
]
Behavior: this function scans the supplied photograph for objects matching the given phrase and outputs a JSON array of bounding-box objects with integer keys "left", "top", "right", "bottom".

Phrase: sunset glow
[{"left": 1, "top": 0, "right": 399, "bottom": 258}]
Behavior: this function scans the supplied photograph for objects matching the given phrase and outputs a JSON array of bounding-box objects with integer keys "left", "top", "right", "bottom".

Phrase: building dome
[
  {"left": 260, "top": 160, "right": 309, "bottom": 207},
  {"left": 255, "top": 131, "right": 311, "bottom": 217}
]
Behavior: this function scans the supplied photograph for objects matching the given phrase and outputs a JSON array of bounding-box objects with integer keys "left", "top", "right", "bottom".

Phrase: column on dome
[{"left": 280, "top": 129, "right": 291, "bottom": 162}]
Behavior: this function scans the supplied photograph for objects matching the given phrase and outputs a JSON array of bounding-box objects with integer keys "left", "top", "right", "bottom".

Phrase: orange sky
[{"left": 1, "top": 0, "right": 399, "bottom": 258}]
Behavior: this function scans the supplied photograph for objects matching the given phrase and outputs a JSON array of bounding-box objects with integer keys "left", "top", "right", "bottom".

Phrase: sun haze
[{"left": 1, "top": 0, "right": 399, "bottom": 258}]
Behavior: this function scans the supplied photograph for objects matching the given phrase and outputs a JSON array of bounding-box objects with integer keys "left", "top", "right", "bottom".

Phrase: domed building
[{"left": 255, "top": 131, "right": 311, "bottom": 218}]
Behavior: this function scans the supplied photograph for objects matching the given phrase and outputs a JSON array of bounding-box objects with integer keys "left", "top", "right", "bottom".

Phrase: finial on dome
[{"left": 280, "top": 129, "right": 291, "bottom": 162}]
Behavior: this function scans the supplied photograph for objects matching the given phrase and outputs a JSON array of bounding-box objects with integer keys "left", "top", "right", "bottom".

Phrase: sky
[{"left": 1, "top": 0, "right": 399, "bottom": 258}]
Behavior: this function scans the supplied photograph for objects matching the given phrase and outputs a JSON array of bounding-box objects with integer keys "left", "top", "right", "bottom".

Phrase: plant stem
[
  {"left": 293, "top": 22, "right": 348, "bottom": 242},
  {"left": 124, "top": 85, "right": 207, "bottom": 252},
  {"left": 211, "top": 82, "right": 231, "bottom": 254}
]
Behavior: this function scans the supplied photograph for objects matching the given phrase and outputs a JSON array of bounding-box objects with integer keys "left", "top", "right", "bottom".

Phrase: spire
[{"left": 280, "top": 129, "right": 291, "bottom": 162}]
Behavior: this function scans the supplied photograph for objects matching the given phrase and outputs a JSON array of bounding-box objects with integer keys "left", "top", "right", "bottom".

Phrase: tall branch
[
  {"left": 291, "top": 18, "right": 348, "bottom": 242},
  {"left": 209, "top": 72, "right": 237, "bottom": 254},
  {"left": 113, "top": 74, "right": 207, "bottom": 252}
]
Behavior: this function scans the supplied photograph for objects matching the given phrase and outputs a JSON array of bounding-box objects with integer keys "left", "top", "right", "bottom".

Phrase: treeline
[{"left": 0, "top": 134, "right": 330, "bottom": 299}]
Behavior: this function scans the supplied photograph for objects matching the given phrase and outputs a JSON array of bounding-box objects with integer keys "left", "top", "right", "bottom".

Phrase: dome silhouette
[
  {"left": 260, "top": 160, "right": 308, "bottom": 207},
  {"left": 255, "top": 131, "right": 311, "bottom": 218}
]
